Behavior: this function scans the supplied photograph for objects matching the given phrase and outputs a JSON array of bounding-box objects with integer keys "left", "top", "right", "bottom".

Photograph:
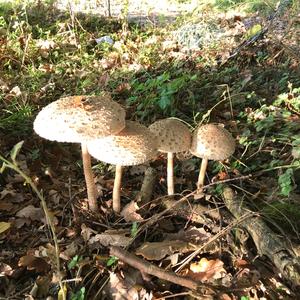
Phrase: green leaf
[
  {"left": 131, "top": 222, "right": 138, "bottom": 238},
  {"left": 10, "top": 141, "right": 24, "bottom": 163},
  {"left": 107, "top": 256, "right": 118, "bottom": 267},
  {"left": 278, "top": 169, "right": 294, "bottom": 197},
  {"left": 0, "top": 162, "right": 7, "bottom": 173},
  {"left": 71, "top": 287, "right": 85, "bottom": 300},
  {"left": 158, "top": 95, "right": 171, "bottom": 110},
  {"left": 68, "top": 255, "right": 81, "bottom": 270}
]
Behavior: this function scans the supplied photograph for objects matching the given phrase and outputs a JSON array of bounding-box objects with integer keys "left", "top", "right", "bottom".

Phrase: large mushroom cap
[
  {"left": 87, "top": 121, "right": 158, "bottom": 166},
  {"left": 149, "top": 119, "right": 191, "bottom": 153},
  {"left": 190, "top": 124, "right": 235, "bottom": 160},
  {"left": 33, "top": 94, "right": 125, "bottom": 143}
]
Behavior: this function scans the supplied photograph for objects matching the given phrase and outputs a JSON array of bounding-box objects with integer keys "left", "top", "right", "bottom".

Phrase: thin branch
[{"left": 110, "top": 246, "right": 207, "bottom": 291}]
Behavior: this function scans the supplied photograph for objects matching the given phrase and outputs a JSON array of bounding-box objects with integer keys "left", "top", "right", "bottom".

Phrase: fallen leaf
[
  {"left": 89, "top": 230, "right": 131, "bottom": 247},
  {"left": 16, "top": 205, "right": 44, "bottom": 221},
  {"left": 0, "top": 263, "right": 13, "bottom": 276},
  {"left": 29, "top": 275, "right": 50, "bottom": 298},
  {"left": 18, "top": 255, "right": 50, "bottom": 273},
  {"left": 136, "top": 240, "right": 196, "bottom": 261},
  {"left": 0, "top": 222, "right": 11, "bottom": 234},
  {"left": 121, "top": 201, "right": 144, "bottom": 222},
  {"left": 60, "top": 242, "right": 79, "bottom": 260},
  {"left": 0, "top": 201, "right": 14, "bottom": 211},
  {"left": 105, "top": 271, "right": 151, "bottom": 300},
  {"left": 165, "top": 227, "right": 211, "bottom": 244},
  {"left": 81, "top": 223, "right": 97, "bottom": 243},
  {"left": 189, "top": 257, "right": 226, "bottom": 282}
]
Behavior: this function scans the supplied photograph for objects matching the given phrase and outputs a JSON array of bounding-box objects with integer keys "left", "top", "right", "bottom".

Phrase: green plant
[
  {"left": 0, "top": 141, "right": 66, "bottom": 300},
  {"left": 278, "top": 168, "right": 294, "bottom": 197}
]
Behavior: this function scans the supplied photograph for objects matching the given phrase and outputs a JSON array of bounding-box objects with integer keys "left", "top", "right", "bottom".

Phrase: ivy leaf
[
  {"left": 278, "top": 169, "right": 293, "bottom": 197},
  {"left": 10, "top": 141, "right": 24, "bottom": 164},
  {"left": 107, "top": 256, "right": 118, "bottom": 267},
  {"left": 68, "top": 255, "right": 81, "bottom": 270}
]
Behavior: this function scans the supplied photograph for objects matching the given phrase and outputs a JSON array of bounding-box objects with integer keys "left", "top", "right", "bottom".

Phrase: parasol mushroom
[
  {"left": 149, "top": 119, "right": 191, "bottom": 195},
  {"left": 190, "top": 124, "right": 235, "bottom": 190},
  {"left": 33, "top": 94, "right": 125, "bottom": 212},
  {"left": 87, "top": 121, "right": 158, "bottom": 213}
]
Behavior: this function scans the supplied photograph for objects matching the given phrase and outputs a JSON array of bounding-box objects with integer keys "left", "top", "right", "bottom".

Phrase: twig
[
  {"left": 110, "top": 246, "right": 206, "bottom": 291},
  {"left": 137, "top": 167, "right": 157, "bottom": 206},
  {"left": 175, "top": 211, "right": 256, "bottom": 272}
]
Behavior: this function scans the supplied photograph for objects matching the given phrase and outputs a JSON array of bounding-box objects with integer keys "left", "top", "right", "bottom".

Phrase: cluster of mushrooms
[{"left": 34, "top": 94, "right": 235, "bottom": 213}]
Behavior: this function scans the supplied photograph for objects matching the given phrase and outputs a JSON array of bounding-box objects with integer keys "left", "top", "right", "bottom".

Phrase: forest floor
[{"left": 0, "top": 0, "right": 300, "bottom": 299}]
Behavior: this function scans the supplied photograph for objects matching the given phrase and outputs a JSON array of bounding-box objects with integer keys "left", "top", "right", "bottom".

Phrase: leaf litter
[{"left": 0, "top": 0, "right": 300, "bottom": 299}]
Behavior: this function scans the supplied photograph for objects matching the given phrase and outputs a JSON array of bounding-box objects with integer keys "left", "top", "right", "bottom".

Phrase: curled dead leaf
[
  {"left": 0, "top": 263, "right": 13, "bottom": 276},
  {"left": 121, "top": 201, "right": 144, "bottom": 222},
  {"left": 189, "top": 257, "right": 226, "bottom": 282},
  {"left": 18, "top": 255, "right": 50, "bottom": 273}
]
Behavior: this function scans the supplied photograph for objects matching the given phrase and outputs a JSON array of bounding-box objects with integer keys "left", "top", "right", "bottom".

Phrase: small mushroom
[
  {"left": 190, "top": 124, "right": 235, "bottom": 190},
  {"left": 149, "top": 119, "right": 191, "bottom": 195},
  {"left": 87, "top": 121, "right": 158, "bottom": 213},
  {"left": 33, "top": 94, "right": 125, "bottom": 212}
]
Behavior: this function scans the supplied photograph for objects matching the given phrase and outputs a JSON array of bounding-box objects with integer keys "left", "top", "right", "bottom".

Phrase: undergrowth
[{"left": 0, "top": 0, "right": 300, "bottom": 298}]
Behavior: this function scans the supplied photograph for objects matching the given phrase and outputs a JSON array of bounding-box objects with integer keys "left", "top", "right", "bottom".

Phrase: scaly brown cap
[
  {"left": 33, "top": 94, "right": 125, "bottom": 143},
  {"left": 87, "top": 121, "right": 158, "bottom": 166},
  {"left": 190, "top": 124, "right": 235, "bottom": 160},
  {"left": 149, "top": 119, "right": 191, "bottom": 153}
]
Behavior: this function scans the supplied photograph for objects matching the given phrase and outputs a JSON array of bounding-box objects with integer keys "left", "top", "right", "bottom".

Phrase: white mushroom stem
[
  {"left": 81, "top": 143, "right": 98, "bottom": 212},
  {"left": 167, "top": 152, "right": 174, "bottom": 195},
  {"left": 197, "top": 158, "right": 208, "bottom": 190},
  {"left": 113, "top": 165, "right": 122, "bottom": 213}
]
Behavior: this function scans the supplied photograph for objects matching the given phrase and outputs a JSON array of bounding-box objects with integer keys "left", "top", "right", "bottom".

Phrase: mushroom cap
[
  {"left": 190, "top": 124, "right": 235, "bottom": 160},
  {"left": 148, "top": 119, "right": 191, "bottom": 153},
  {"left": 87, "top": 121, "right": 158, "bottom": 166},
  {"left": 33, "top": 94, "right": 125, "bottom": 143}
]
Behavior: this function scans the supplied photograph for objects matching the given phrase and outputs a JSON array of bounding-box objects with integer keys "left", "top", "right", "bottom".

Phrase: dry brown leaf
[
  {"left": 0, "top": 201, "right": 14, "bottom": 211},
  {"left": 121, "top": 201, "right": 144, "bottom": 222},
  {"left": 0, "top": 185, "right": 24, "bottom": 203},
  {"left": 189, "top": 257, "right": 226, "bottom": 282},
  {"left": 16, "top": 205, "right": 44, "bottom": 221},
  {"left": 165, "top": 226, "right": 211, "bottom": 243},
  {"left": 60, "top": 242, "right": 79, "bottom": 260},
  {"left": 18, "top": 255, "right": 50, "bottom": 273},
  {"left": 0, "top": 263, "right": 13, "bottom": 276},
  {"left": 89, "top": 230, "right": 131, "bottom": 247},
  {"left": 136, "top": 240, "right": 195, "bottom": 261},
  {"left": 29, "top": 275, "right": 50, "bottom": 298},
  {"left": 105, "top": 271, "right": 152, "bottom": 300},
  {"left": 81, "top": 223, "right": 97, "bottom": 243},
  {"left": 15, "top": 217, "right": 32, "bottom": 228}
]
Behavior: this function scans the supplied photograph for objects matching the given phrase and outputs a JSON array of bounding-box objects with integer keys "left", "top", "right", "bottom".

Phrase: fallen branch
[
  {"left": 137, "top": 167, "right": 157, "bottom": 206},
  {"left": 222, "top": 186, "right": 300, "bottom": 286},
  {"left": 110, "top": 246, "right": 207, "bottom": 292}
]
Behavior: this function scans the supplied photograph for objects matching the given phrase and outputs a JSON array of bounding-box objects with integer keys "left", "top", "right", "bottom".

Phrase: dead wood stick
[
  {"left": 137, "top": 167, "right": 157, "bottom": 206},
  {"left": 223, "top": 186, "right": 300, "bottom": 286},
  {"left": 110, "top": 246, "right": 202, "bottom": 291}
]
